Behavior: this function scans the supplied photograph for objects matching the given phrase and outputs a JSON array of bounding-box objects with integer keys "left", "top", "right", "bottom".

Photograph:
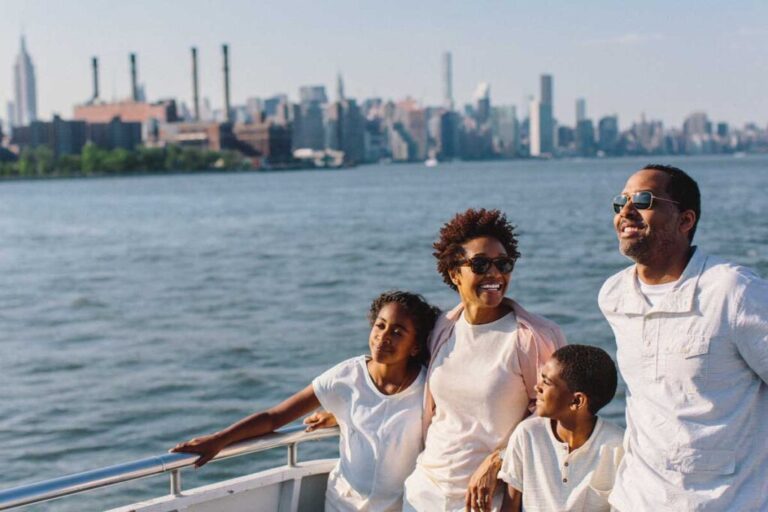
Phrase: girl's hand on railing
[
  {"left": 171, "top": 433, "right": 227, "bottom": 468},
  {"left": 303, "top": 411, "right": 338, "bottom": 431}
]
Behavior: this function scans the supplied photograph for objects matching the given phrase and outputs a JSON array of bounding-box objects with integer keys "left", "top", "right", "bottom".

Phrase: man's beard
[{"left": 619, "top": 232, "right": 676, "bottom": 265}]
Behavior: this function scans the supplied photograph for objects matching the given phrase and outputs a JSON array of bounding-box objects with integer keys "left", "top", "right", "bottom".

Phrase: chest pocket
[{"left": 662, "top": 334, "right": 710, "bottom": 382}]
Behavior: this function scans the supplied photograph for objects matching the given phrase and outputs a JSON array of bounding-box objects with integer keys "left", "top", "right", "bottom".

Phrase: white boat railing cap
[{"left": 0, "top": 424, "right": 340, "bottom": 511}]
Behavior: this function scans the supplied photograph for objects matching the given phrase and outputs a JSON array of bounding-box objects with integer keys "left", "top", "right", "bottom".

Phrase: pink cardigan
[{"left": 422, "top": 298, "right": 567, "bottom": 438}]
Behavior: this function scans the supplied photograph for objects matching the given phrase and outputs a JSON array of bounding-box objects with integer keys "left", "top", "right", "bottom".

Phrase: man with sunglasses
[{"left": 598, "top": 164, "right": 768, "bottom": 511}]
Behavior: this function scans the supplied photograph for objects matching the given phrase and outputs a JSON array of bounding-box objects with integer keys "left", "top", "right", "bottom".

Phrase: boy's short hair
[
  {"left": 368, "top": 290, "right": 440, "bottom": 366},
  {"left": 552, "top": 345, "right": 618, "bottom": 415}
]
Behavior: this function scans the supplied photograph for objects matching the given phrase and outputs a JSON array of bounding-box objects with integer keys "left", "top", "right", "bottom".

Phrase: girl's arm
[
  {"left": 500, "top": 485, "right": 522, "bottom": 512},
  {"left": 171, "top": 384, "right": 321, "bottom": 467}
]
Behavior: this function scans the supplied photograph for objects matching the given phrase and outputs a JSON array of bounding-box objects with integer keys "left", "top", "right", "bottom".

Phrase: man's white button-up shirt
[{"left": 599, "top": 248, "right": 768, "bottom": 511}]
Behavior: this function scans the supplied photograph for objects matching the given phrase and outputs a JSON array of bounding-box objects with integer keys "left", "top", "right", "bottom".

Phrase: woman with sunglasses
[{"left": 403, "top": 208, "right": 567, "bottom": 512}]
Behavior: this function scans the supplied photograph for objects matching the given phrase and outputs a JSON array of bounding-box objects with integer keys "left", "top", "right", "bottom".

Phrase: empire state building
[{"left": 13, "top": 36, "right": 38, "bottom": 126}]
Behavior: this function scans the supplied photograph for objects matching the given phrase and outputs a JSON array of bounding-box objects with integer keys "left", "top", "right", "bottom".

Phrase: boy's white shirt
[
  {"left": 498, "top": 416, "right": 625, "bottom": 512},
  {"left": 313, "top": 355, "right": 425, "bottom": 512}
]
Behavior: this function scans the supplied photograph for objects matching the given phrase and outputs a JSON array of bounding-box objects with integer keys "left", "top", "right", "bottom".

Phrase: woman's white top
[
  {"left": 405, "top": 311, "right": 530, "bottom": 510},
  {"left": 498, "top": 416, "right": 625, "bottom": 512},
  {"left": 312, "top": 356, "right": 425, "bottom": 512}
]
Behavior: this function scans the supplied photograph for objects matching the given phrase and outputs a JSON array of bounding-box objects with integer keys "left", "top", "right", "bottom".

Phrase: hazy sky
[{"left": 1, "top": 0, "right": 766, "bottom": 128}]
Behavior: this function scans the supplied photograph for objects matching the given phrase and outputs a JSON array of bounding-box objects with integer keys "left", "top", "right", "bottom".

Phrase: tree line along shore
[{"left": 0, "top": 144, "right": 249, "bottom": 178}]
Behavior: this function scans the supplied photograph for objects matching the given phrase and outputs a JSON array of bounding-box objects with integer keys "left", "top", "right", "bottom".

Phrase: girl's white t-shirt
[
  {"left": 498, "top": 416, "right": 625, "bottom": 512},
  {"left": 312, "top": 356, "right": 426, "bottom": 512},
  {"left": 406, "top": 311, "right": 530, "bottom": 509}
]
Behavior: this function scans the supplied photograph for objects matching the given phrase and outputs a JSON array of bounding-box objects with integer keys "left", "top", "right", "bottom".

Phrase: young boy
[{"left": 498, "top": 344, "right": 624, "bottom": 512}]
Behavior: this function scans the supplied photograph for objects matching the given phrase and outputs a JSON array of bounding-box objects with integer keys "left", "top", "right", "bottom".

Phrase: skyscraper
[
  {"left": 336, "top": 72, "right": 345, "bottom": 102},
  {"left": 13, "top": 36, "right": 38, "bottom": 127},
  {"left": 473, "top": 82, "right": 491, "bottom": 125},
  {"left": 576, "top": 98, "right": 586, "bottom": 124},
  {"left": 540, "top": 74, "right": 553, "bottom": 106},
  {"left": 294, "top": 85, "right": 328, "bottom": 150},
  {"left": 443, "top": 52, "right": 453, "bottom": 111},
  {"left": 530, "top": 74, "right": 554, "bottom": 156}
]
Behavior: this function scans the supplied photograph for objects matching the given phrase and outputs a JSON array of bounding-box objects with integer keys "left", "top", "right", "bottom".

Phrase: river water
[{"left": 1, "top": 156, "right": 766, "bottom": 510}]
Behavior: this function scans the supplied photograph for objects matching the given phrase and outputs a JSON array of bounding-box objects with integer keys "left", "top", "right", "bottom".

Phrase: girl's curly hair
[
  {"left": 368, "top": 290, "right": 440, "bottom": 366},
  {"left": 433, "top": 208, "right": 520, "bottom": 291}
]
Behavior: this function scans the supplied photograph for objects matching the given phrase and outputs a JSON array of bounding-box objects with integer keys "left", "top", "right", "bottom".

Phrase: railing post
[
  {"left": 287, "top": 443, "right": 297, "bottom": 467},
  {"left": 170, "top": 470, "right": 182, "bottom": 495}
]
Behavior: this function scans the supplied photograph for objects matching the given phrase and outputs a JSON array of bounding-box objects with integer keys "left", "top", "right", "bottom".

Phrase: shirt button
[
  {"left": 563, "top": 478, "right": 568, "bottom": 483},
  {"left": 564, "top": 462, "right": 569, "bottom": 467}
]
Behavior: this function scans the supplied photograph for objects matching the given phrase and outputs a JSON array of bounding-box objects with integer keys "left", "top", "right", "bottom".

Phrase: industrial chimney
[
  {"left": 191, "top": 47, "right": 200, "bottom": 121},
  {"left": 222, "top": 44, "right": 231, "bottom": 123},
  {"left": 91, "top": 56, "right": 100, "bottom": 102},
  {"left": 130, "top": 53, "right": 138, "bottom": 102}
]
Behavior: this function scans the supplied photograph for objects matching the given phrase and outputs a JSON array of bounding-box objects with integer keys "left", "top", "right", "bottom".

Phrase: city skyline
[{"left": 1, "top": 0, "right": 767, "bottom": 129}]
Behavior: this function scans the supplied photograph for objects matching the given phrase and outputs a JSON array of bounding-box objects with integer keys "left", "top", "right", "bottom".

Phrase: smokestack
[
  {"left": 222, "top": 44, "right": 231, "bottom": 123},
  {"left": 191, "top": 47, "right": 200, "bottom": 121},
  {"left": 91, "top": 56, "right": 100, "bottom": 102},
  {"left": 130, "top": 53, "right": 138, "bottom": 102}
]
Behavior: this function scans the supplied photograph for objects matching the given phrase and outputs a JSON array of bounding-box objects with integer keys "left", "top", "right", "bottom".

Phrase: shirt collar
[{"left": 609, "top": 247, "right": 708, "bottom": 315}]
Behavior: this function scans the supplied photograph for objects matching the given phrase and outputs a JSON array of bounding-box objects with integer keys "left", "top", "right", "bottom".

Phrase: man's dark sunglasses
[
  {"left": 460, "top": 256, "right": 515, "bottom": 275},
  {"left": 612, "top": 191, "right": 680, "bottom": 214}
]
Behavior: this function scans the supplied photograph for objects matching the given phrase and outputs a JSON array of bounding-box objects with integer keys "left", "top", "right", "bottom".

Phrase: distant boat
[{"left": 425, "top": 158, "right": 438, "bottom": 167}]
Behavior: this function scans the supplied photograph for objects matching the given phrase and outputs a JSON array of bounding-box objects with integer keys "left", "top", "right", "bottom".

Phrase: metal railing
[{"left": 0, "top": 425, "right": 340, "bottom": 510}]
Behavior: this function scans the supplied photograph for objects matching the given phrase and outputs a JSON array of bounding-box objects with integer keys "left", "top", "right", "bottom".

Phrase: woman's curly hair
[
  {"left": 433, "top": 208, "right": 520, "bottom": 291},
  {"left": 368, "top": 290, "right": 441, "bottom": 366}
]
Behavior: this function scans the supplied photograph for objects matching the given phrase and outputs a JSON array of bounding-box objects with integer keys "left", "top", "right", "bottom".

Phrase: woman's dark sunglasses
[
  {"left": 612, "top": 191, "right": 680, "bottom": 214},
  {"left": 460, "top": 256, "right": 515, "bottom": 275}
]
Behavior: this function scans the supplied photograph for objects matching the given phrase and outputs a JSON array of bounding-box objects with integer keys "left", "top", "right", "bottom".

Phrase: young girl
[{"left": 172, "top": 290, "right": 440, "bottom": 512}]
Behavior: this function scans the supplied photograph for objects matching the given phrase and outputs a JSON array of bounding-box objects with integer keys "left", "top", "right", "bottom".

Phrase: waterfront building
[
  {"left": 491, "top": 106, "right": 519, "bottom": 158},
  {"left": 363, "top": 118, "right": 388, "bottom": 162},
  {"left": 234, "top": 121, "right": 293, "bottom": 164},
  {"left": 541, "top": 74, "right": 553, "bottom": 106},
  {"left": 627, "top": 116, "right": 664, "bottom": 154},
  {"left": 10, "top": 115, "right": 87, "bottom": 157},
  {"left": 74, "top": 99, "right": 178, "bottom": 145},
  {"left": 575, "top": 98, "right": 586, "bottom": 124},
  {"left": 394, "top": 98, "right": 427, "bottom": 160},
  {"left": 389, "top": 122, "right": 417, "bottom": 161},
  {"left": 683, "top": 112, "right": 712, "bottom": 137},
  {"left": 156, "top": 121, "right": 236, "bottom": 151},
  {"left": 12, "top": 36, "right": 38, "bottom": 127},
  {"left": 530, "top": 74, "right": 554, "bottom": 156},
  {"left": 293, "top": 86, "right": 327, "bottom": 151},
  {"left": 74, "top": 100, "right": 179, "bottom": 125},
  {"left": 474, "top": 83, "right": 491, "bottom": 126},
  {"left": 336, "top": 73, "right": 345, "bottom": 102},
  {"left": 264, "top": 95, "right": 289, "bottom": 118},
  {"left": 246, "top": 97, "right": 264, "bottom": 121},
  {"left": 598, "top": 115, "right": 620, "bottom": 155},
  {"left": 86, "top": 117, "right": 143, "bottom": 151},
  {"left": 6, "top": 102, "right": 16, "bottom": 131},
  {"left": 438, "top": 110, "right": 459, "bottom": 160},
  {"left": 443, "top": 51, "right": 454, "bottom": 110},
  {"left": 326, "top": 99, "right": 366, "bottom": 165},
  {"left": 557, "top": 125, "right": 574, "bottom": 151},
  {"left": 575, "top": 119, "right": 596, "bottom": 156},
  {"left": 529, "top": 98, "right": 542, "bottom": 156},
  {"left": 458, "top": 117, "right": 493, "bottom": 160}
]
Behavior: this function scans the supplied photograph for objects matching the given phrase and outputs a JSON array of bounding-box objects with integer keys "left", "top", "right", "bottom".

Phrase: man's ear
[{"left": 679, "top": 210, "right": 697, "bottom": 238}]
